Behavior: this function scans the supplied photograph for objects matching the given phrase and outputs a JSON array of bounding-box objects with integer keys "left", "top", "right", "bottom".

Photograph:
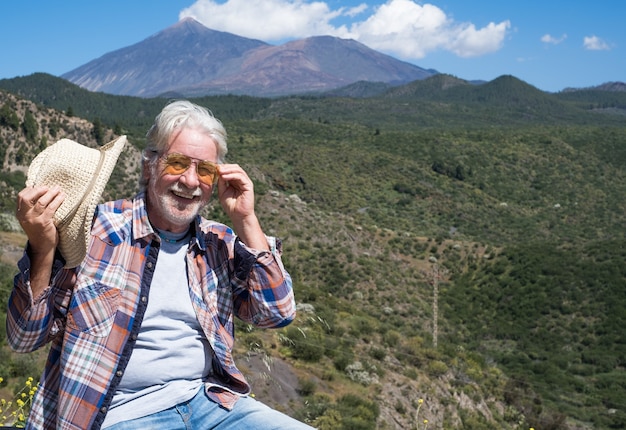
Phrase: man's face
[{"left": 146, "top": 127, "right": 219, "bottom": 232}]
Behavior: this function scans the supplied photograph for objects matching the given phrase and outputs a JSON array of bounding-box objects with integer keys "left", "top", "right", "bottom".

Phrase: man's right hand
[
  {"left": 16, "top": 185, "right": 65, "bottom": 252},
  {"left": 16, "top": 185, "right": 65, "bottom": 295}
]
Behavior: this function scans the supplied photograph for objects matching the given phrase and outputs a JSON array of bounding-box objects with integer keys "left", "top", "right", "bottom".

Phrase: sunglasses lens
[
  {"left": 197, "top": 162, "right": 218, "bottom": 185},
  {"left": 163, "top": 154, "right": 191, "bottom": 175}
]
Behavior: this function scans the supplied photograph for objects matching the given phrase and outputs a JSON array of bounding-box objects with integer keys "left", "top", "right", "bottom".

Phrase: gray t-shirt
[{"left": 102, "top": 230, "right": 213, "bottom": 428}]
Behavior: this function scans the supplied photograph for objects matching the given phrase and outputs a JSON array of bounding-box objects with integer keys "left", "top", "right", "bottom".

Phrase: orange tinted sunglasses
[{"left": 160, "top": 153, "right": 219, "bottom": 185}]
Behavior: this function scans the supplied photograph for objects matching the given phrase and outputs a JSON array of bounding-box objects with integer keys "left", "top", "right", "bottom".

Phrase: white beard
[{"left": 148, "top": 180, "right": 209, "bottom": 229}]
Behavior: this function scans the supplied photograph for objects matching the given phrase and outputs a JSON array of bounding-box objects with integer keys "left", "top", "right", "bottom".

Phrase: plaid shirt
[{"left": 6, "top": 193, "right": 295, "bottom": 430}]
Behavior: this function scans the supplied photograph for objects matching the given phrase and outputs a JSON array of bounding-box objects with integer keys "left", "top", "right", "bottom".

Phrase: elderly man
[{"left": 7, "top": 100, "right": 313, "bottom": 429}]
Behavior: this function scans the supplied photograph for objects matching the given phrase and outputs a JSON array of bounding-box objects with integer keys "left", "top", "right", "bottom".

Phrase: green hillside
[{"left": 1, "top": 73, "right": 625, "bottom": 429}]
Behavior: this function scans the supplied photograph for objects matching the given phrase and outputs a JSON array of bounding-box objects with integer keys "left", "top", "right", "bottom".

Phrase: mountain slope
[
  {"left": 381, "top": 73, "right": 472, "bottom": 99},
  {"left": 61, "top": 18, "right": 436, "bottom": 97},
  {"left": 178, "top": 35, "right": 434, "bottom": 96},
  {"left": 2, "top": 81, "right": 626, "bottom": 428}
]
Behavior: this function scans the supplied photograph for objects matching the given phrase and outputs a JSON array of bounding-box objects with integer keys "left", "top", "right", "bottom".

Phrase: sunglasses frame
[{"left": 158, "top": 152, "right": 219, "bottom": 185}]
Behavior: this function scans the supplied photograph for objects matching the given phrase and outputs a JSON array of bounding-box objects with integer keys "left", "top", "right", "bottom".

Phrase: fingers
[
  {"left": 16, "top": 185, "right": 65, "bottom": 225},
  {"left": 216, "top": 163, "right": 245, "bottom": 177},
  {"left": 217, "top": 164, "right": 253, "bottom": 190},
  {"left": 216, "top": 164, "right": 256, "bottom": 217},
  {"left": 216, "top": 164, "right": 253, "bottom": 195},
  {"left": 39, "top": 186, "right": 65, "bottom": 213},
  {"left": 16, "top": 185, "right": 66, "bottom": 252}
]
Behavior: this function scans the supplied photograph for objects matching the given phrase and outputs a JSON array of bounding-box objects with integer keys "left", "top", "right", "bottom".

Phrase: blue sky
[{"left": 1, "top": 0, "right": 623, "bottom": 92}]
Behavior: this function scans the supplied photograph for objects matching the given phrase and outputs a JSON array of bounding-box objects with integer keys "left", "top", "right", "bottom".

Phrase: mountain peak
[
  {"left": 177, "top": 16, "right": 204, "bottom": 26},
  {"left": 171, "top": 16, "right": 206, "bottom": 31}
]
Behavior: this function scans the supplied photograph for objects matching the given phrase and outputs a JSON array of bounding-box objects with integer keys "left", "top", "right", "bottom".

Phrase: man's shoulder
[{"left": 98, "top": 197, "right": 134, "bottom": 213}]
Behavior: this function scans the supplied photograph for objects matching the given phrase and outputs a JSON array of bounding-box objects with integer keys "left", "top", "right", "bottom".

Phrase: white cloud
[
  {"left": 583, "top": 35, "right": 610, "bottom": 51},
  {"left": 179, "top": 0, "right": 510, "bottom": 59},
  {"left": 345, "top": 3, "right": 369, "bottom": 18},
  {"left": 180, "top": 0, "right": 348, "bottom": 41},
  {"left": 446, "top": 21, "right": 511, "bottom": 58},
  {"left": 541, "top": 33, "right": 567, "bottom": 45},
  {"left": 347, "top": 1, "right": 451, "bottom": 58}
]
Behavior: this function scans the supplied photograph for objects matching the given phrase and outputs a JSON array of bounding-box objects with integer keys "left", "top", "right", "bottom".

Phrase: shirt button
[
  {"left": 116, "top": 370, "right": 123, "bottom": 377},
  {"left": 141, "top": 296, "right": 148, "bottom": 303},
  {"left": 130, "top": 333, "right": 138, "bottom": 340},
  {"left": 146, "top": 262, "right": 153, "bottom": 269},
  {"left": 100, "top": 406, "right": 107, "bottom": 414}
]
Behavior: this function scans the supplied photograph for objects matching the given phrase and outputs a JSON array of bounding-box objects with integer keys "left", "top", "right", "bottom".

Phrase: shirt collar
[{"left": 133, "top": 192, "right": 205, "bottom": 251}]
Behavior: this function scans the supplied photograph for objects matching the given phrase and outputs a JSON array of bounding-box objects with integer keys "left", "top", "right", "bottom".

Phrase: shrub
[
  {"left": 297, "top": 377, "right": 317, "bottom": 396},
  {"left": 281, "top": 326, "right": 324, "bottom": 362},
  {"left": 427, "top": 360, "right": 448, "bottom": 377}
]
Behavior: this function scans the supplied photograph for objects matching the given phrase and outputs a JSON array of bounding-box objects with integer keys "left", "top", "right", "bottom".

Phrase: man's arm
[{"left": 6, "top": 185, "right": 72, "bottom": 352}]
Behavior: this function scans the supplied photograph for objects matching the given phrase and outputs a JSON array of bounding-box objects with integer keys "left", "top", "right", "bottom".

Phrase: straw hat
[{"left": 26, "top": 135, "right": 127, "bottom": 268}]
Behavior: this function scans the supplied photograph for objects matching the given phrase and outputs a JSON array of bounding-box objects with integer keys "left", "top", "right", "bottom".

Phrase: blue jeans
[{"left": 104, "top": 388, "right": 315, "bottom": 429}]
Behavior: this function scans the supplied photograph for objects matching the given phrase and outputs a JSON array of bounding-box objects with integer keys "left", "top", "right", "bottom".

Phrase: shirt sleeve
[
  {"left": 6, "top": 247, "right": 74, "bottom": 353},
  {"left": 231, "top": 236, "right": 296, "bottom": 329}
]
